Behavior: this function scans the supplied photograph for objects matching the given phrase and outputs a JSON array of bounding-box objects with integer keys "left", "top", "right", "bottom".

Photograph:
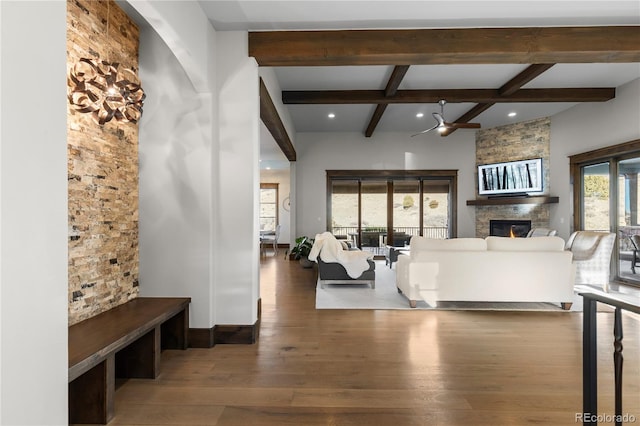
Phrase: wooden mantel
[{"left": 466, "top": 196, "right": 559, "bottom": 206}]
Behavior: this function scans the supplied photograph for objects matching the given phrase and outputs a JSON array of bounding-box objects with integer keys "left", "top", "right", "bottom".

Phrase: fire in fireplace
[{"left": 490, "top": 220, "right": 532, "bottom": 238}]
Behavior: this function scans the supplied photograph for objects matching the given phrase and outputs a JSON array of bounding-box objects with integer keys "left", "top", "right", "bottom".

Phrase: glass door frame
[
  {"left": 326, "top": 169, "right": 458, "bottom": 251},
  {"left": 569, "top": 138, "right": 640, "bottom": 287}
]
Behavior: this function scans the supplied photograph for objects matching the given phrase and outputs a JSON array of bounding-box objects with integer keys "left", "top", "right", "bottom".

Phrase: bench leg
[
  {"left": 162, "top": 306, "right": 189, "bottom": 350},
  {"left": 116, "top": 327, "right": 161, "bottom": 379},
  {"left": 69, "top": 354, "right": 115, "bottom": 424}
]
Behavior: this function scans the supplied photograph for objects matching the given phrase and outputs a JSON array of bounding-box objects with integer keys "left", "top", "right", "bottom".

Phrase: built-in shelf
[{"left": 466, "top": 196, "right": 559, "bottom": 206}]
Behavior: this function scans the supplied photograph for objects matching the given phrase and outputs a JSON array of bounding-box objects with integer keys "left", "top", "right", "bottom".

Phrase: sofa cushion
[
  {"left": 485, "top": 235, "right": 565, "bottom": 252},
  {"left": 410, "top": 236, "right": 487, "bottom": 254}
]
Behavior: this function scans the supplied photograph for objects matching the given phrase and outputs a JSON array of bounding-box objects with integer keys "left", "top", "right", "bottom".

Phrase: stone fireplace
[
  {"left": 490, "top": 219, "right": 532, "bottom": 237},
  {"left": 473, "top": 118, "right": 552, "bottom": 237}
]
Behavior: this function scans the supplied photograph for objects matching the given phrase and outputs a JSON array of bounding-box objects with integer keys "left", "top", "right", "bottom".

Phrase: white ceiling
[
  {"left": 199, "top": 1, "right": 640, "bottom": 31},
  {"left": 198, "top": 1, "right": 640, "bottom": 166}
]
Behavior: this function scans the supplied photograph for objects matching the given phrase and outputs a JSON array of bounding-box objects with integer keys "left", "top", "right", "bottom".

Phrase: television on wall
[{"left": 478, "top": 158, "right": 543, "bottom": 196}]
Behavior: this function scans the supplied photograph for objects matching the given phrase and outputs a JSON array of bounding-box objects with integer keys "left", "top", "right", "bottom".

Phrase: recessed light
[
  {"left": 328, "top": 113, "right": 336, "bottom": 119},
  {"left": 416, "top": 113, "right": 424, "bottom": 118},
  {"left": 508, "top": 112, "right": 517, "bottom": 117}
]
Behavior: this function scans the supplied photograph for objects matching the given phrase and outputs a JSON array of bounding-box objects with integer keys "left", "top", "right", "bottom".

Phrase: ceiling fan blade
[
  {"left": 410, "top": 102, "right": 480, "bottom": 137},
  {"left": 433, "top": 112, "right": 445, "bottom": 127},
  {"left": 410, "top": 123, "right": 439, "bottom": 137},
  {"left": 443, "top": 122, "right": 481, "bottom": 129}
]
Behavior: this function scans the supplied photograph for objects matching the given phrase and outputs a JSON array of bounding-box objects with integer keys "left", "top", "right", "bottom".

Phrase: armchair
[
  {"left": 565, "top": 231, "right": 616, "bottom": 289},
  {"left": 309, "top": 232, "right": 376, "bottom": 289},
  {"left": 526, "top": 228, "right": 557, "bottom": 237},
  {"left": 317, "top": 258, "right": 376, "bottom": 289}
]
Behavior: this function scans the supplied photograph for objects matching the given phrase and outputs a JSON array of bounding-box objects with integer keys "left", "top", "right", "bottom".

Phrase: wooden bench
[{"left": 68, "top": 297, "right": 191, "bottom": 424}]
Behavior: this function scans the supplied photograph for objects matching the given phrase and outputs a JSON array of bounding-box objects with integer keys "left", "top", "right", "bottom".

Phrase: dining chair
[{"left": 261, "top": 225, "right": 281, "bottom": 256}]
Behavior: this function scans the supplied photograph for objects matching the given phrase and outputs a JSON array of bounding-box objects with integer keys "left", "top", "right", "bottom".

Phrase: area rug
[{"left": 315, "top": 260, "right": 589, "bottom": 312}]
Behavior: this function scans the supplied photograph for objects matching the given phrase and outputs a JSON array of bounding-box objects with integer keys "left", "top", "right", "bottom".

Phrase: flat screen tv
[{"left": 478, "top": 158, "right": 543, "bottom": 196}]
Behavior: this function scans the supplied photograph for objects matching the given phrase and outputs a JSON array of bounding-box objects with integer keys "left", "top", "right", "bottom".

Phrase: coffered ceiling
[{"left": 201, "top": 1, "right": 640, "bottom": 165}]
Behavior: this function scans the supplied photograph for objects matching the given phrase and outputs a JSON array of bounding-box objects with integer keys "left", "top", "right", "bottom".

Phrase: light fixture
[
  {"left": 67, "top": 0, "right": 145, "bottom": 125},
  {"left": 68, "top": 58, "right": 146, "bottom": 125},
  {"left": 328, "top": 113, "right": 336, "bottom": 119},
  {"left": 416, "top": 113, "right": 424, "bottom": 118},
  {"left": 508, "top": 111, "right": 517, "bottom": 117}
]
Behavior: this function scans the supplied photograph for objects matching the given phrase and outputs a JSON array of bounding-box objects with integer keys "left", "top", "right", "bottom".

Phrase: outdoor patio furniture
[{"left": 629, "top": 235, "right": 640, "bottom": 273}]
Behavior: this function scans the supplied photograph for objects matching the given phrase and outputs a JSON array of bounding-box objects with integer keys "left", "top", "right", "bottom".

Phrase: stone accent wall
[
  {"left": 67, "top": 0, "right": 140, "bottom": 325},
  {"left": 474, "top": 118, "right": 551, "bottom": 238}
]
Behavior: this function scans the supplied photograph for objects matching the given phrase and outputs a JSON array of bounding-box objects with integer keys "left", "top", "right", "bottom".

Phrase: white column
[
  {"left": 216, "top": 32, "right": 260, "bottom": 325},
  {"left": 0, "top": 2, "right": 68, "bottom": 424}
]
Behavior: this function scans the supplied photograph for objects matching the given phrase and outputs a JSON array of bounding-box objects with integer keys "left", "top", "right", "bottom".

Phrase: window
[
  {"left": 570, "top": 139, "right": 640, "bottom": 286},
  {"left": 260, "top": 183, "right": 278, "bottom": 232},
  {"left": 327, "top": 170, "right": 457, "bottom": 255}
]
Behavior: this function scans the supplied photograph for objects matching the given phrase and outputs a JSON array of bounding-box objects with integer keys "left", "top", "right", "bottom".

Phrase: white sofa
[{"left": 396, "top": 236, "right": 576, "bottom": 309}]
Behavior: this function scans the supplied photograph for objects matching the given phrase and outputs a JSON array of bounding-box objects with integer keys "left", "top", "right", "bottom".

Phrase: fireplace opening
[{"left": 490, "top": 220, "right": 532, "bottom": 238}]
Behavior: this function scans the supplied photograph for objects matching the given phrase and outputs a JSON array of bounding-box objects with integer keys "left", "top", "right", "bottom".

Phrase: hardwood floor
[{"left": 108, "top": 256, "right": 640, "bottom": 426}]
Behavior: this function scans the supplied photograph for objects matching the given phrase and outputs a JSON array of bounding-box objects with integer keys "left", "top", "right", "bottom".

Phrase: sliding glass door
[
  {"left": 582, "top": 163, "right": 610, "bottom": 231},
  {"left": 571, "top": 140, "right": 640, "bottom": 287},
  {"left": 422, "top": 179, "right": 451, "bottom": 239},
  {"left": 392, "top": 180, "right": 420, "bottom": 246},
  {"left": 361, "top": 181, "right": 387, "bottom": 254},
  {"left": 618, "top": 157, "right": 640, "bottom": 284},
  {"left": 330, "top": 179, "right": 359, "bottom": 243},
  {"left": 327, "top": 170, "right": 457, "bottom": 256}
]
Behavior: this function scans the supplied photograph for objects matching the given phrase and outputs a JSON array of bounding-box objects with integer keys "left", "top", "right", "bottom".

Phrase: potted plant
[{"left": 290, "top": 236, "right": 315, "bottom": 268}]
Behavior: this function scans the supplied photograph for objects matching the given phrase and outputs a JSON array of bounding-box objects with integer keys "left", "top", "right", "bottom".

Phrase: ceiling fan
[{"left": 411, "top": 100, "right": 481, "bottom": 137}]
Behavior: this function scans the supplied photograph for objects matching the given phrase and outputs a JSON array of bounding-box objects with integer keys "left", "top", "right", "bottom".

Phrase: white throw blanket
[{"left": 308, "top": 232, "right": 373, "bottom": 278}]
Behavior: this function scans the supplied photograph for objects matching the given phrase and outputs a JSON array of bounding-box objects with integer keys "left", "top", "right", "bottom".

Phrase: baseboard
[
  {"left": 189, "top": 327, "right": 215, "bottom": 348},
  {"left": 188, "top": 298, "right": 261, "bottom": 347}
]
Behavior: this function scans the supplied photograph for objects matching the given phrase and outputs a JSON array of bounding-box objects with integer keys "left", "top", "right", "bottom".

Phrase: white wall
[
  {"left": 216, "top": 31, "right": 261, "bottom": 325},
  {"left": 137, "top": 24, "right": 216, "bottom": 328},
  {"left": 0, "top": 2, "right": 68, "bottom": 424},
  {"left": 259, "top": 68, "right": 297, "bottom": 147},
  {"left": 259, "top": 67, "right": 296, "bottom": 247},
  {"left": 133, "top": 5, "right": 261, "bottom": 329},
  {"left": 295, "top": 130, "right": 477, "bottom": 239},
  {"left": 549, "top": 78, "right": 640, "bottom": 239},
  {"left": 129, "top": 0, "right": 212, "bottom": 91}
]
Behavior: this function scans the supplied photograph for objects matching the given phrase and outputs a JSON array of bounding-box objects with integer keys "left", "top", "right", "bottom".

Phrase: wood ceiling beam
[
  {"left": 442, "top": 64, "right": 556, "bottom": 136},
  {"left": 365, "top": 65, "right": 410, "bottom": 137},
  {"left": 283, "top": 88, "right": 615, "bottom": 104},
  {"left": 384, "top": 65, "right": 410, "bottom": 97},
  {"left": 499, "top": 64, "right": 555, "bottom": 96},
  {"left": 259, "top": 78, "right": 296, "bottom": 162},
  {"left": 249, "top": 26, "right": 640, "bottom": 66}
]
